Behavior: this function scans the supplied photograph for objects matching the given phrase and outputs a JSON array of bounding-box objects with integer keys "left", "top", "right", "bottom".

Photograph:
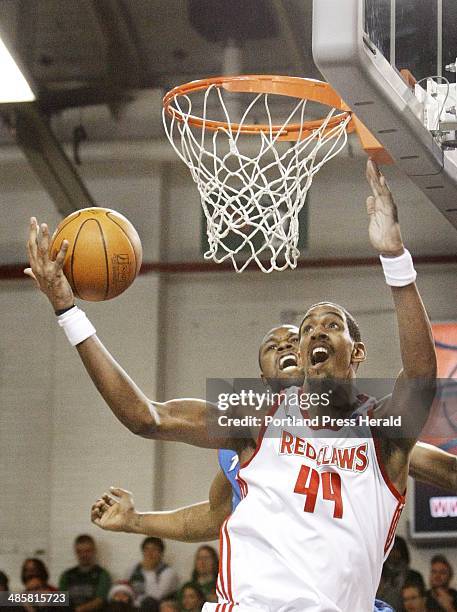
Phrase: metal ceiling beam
[
  {"left": 14, "top": 104, "right": 97, "bottom": 216},
  {"left": 271, "top": 0, "right": 310, "bottom": 75},
  {"left": 38, "top": 85, "right": 134, "bottom": 114},
  {"left": 90, "top": 0, "right": 146, "bottom": 89}
]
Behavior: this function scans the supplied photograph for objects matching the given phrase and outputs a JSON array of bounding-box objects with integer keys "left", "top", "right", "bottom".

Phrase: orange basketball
[{"left": 49, "top": 208, "right": 142, "bottom": 301}]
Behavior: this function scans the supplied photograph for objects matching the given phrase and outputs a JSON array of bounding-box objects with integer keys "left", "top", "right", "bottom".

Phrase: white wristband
[
  {"left": 57, "top": 306, "right": 96, "bottom": 346},
  {"left": 380, "top": 248, "right": 417, "bottom": 287}
]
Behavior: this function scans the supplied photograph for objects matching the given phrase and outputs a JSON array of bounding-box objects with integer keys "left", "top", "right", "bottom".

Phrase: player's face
[
  {"left": 430, "top": 561, "right": 451, "bottom": 588},
  {"left": 259, "top": 325, "right": 303, "bottom": 388},
  {"left": 299, "top": 305, "right": 365, "bottom": 380},
  {"left": 402, "top": 586, "right": 426, "bottom": 612}
]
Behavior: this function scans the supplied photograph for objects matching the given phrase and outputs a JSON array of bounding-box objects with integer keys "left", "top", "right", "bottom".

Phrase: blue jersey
[
  {"left": 217, "top": 449, "right": 241, "bottom": 511},
  {"left": 374, "top": 600, "right": 394, "bottom": 612},
  {"left": 218, "top": 448, "right": 394, "bottom": 612}
]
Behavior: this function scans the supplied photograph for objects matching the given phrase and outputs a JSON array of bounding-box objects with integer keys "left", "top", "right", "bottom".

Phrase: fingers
[
  {"left": 91, "top": 502, "right": 102, "bottom": 523},
  {"left": 38, "top": 223, "right": 50, "bottom": 260},
  {"left": 366, "top": 196, "right": 375, "bottom": 216},
  {"left": 366, "top": 159, "right": 382, "bottom": 196},
  {"left": 366, "top": 159, "right": 391, "bottom": 197},
  {"left": 27, "top": 218, "right": 54, "bottom": 267},
  {"left": 23, "top": 268, "right": 40, "bottom": 289},
  {"left": 102, "top": 494, "right": 115, "bottom": 506},
  {"left": 53, "top": 240, "right": 69, "bottom": 268},
  {"left": 90, "top": 494, "right": 117, "bottom": 526},
  {"left": 110, "top": 486, "right": 132, "bottom": 499},
  {"left": 23, "top": 268, "right": 37, "bottom": 281},
  {"left": 27, "top": 217, "right": 38, "bottom": 264}
]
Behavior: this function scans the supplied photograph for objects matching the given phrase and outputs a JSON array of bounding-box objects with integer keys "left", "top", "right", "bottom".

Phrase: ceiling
[
  {"left": 0, "top": 0, "right": 316, "bottom": 116},
  {"left": 0, "top": 0, "right": 455, "bottom": 263}
]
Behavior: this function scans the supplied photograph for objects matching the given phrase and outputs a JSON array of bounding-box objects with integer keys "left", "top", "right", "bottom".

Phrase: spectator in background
[
  {"left": 22, "top": 575, "right": 56, "bottom": 612},
  {"left": 189, "top": 546, "right": 218, "bottom": 603},
  {"left": 159, "top": 599, "right": 179, "bottom": 612},
  {"left": 178, "top": 584, "right": 204, "bottom": 612},
  {"left": 0, "top": 571, "right": 9, "bottom": 591},
  {"left": 59, "top": 534, "right": 111, "bottom": 612},
  {"left": 126, "top": 537, "right": 178, "bottom": 608},
  {"left": 104, "top": 582, "right": 135, "bottom": 612},
  {"left": 21, "top": 559, "right": 56, "bottom": 591},
  {"left": 0, "top": 571, "right": 17, "bottom": 612},
  {"left": 427, "top": 555, "right": 457, "bottom": 612},
  {"left": 376, "top": 536, "right": 424, "bottom": 611},
  {"left": 403, "top": 582, "right": 431, "bottom": 612}
]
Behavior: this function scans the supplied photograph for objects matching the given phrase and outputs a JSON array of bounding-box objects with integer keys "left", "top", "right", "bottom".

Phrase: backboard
[
  {"left": 313, "top": 0, "right": 457, "bottom": 232},
  {"left": 364, "top": 0, "right": 457, "bottom": 81}
]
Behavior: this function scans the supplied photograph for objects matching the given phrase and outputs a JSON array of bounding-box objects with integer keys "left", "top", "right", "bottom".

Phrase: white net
[{"left": 163, "top": 83, "right": 351, "bottom": 272}]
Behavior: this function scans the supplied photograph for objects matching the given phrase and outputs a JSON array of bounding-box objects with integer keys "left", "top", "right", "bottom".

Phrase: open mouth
[
  {"left": 279, "top": 353, "right": 298, "bottom": 370},
  {"left": 310, "top": 346, "right": 330, "bottom": 366}
]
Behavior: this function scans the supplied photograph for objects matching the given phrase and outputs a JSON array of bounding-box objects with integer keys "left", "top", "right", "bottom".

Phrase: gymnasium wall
[{"left": 1, "top": 141, "right": 457, "bottom": 590}]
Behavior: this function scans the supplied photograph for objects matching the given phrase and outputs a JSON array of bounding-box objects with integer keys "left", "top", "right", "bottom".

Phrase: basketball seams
[
  {"left": 72, "top": 219, "right": 109, "bottom": 300},
  {"left": 106, "top": 212, "right": 141, "bottom": 277},
  {"left": 95, "top": 219, "right": 110, "bottom": 300},
  {"left": 51, "top": 208, "right": 140, "bottom": 301},
  {"left": 50, "top": 211, "right": 82, "bottom": 251}
]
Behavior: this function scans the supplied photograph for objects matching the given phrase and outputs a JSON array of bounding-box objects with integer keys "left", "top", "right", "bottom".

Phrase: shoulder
[
  {"left": 218, "top": 448, "right": 239, "bottom": 472},
  {"left": 127, "top": 562, "right": 143, "bottom": 577},
  {"left": 160, "top": 564, "right": 177, "bottom": 576},
  {"left": 61, "top": 566, "right": 79, "bottom": 577}
]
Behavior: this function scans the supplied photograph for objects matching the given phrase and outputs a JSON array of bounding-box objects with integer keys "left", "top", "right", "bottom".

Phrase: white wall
[
  {"left": 0, "top": 156, "right": 165, "bottom": 590},
  {"left": 1, "top": 140, "right": 457, "bottom": 593}
]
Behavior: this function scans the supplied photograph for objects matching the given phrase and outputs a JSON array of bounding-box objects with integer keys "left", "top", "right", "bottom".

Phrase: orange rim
[
  {"left": 163, "top": 75, "right": 354, "bottom": 141},
  {"left": 163, "top": 74, "right": 392, "bottom": 162}
]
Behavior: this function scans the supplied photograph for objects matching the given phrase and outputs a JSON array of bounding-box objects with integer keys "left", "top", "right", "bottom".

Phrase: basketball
[{"left": 49, "top": 207, "right": 142, "bottom": 301}]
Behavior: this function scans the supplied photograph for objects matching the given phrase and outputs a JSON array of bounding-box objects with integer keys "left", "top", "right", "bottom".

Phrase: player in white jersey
[
  {"left": 91, "top": 326, "right": 455, "bottom": 548},
  {"left": 91, "top": 325, "right": 453, "bottom": 612},
  {"left": 27, "top": 160, "right": 436, "bottom": 611}
]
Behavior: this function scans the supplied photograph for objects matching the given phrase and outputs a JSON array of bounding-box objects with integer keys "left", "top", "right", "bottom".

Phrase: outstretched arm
[
  {"left": 25, "top": 218, "right": 238, "bottom": 450},
  {"left": 365, "top": 161, "right": 437, "bottom": 488},
  {"left": 365, "top": 160, "right": 436, "bottom": 387},
  {"left": 409, "top": 442, "right": 457, "bottom": 491},
  {"left": 91, "top": 470, "right": 233, "bottom": 542}
]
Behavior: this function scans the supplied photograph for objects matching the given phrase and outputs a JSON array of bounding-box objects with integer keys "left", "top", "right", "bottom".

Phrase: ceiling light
[{"left": 0, "top": 36, "right": 35, "bottom": 102}]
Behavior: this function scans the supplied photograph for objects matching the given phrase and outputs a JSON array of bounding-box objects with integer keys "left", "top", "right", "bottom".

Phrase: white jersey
[{"left": 204, "top": 387, "right": 405, "bottom": 612}]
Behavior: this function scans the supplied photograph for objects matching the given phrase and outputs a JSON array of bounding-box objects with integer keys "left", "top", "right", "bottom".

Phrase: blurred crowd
[
  {"left": 0, "top": 535, "right": 218, "bottom": 612},
  {"left": 1, "top": 534, "right": 456, "bottom": 612},
  {"left": 376, "top": 537, "right": 457, "bottom": 612}
]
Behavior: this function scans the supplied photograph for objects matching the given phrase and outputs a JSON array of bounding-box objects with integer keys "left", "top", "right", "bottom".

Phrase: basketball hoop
[{"left": 163, "top": 75, "right": 389, "bottom": 273}]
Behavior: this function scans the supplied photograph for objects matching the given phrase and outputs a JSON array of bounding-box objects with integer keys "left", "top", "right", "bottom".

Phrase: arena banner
[{"left": 410, "top": 322, "right": 457, "bottom": 540}]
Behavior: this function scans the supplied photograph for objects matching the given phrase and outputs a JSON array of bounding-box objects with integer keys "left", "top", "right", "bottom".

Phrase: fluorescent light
[{"left": 0, "top": 36, "right": 35, "bottom": 102}]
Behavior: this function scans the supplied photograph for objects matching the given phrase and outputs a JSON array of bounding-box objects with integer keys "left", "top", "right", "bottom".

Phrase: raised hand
[
  {"left": 25, "top": 217, "right": 74, "bottom": 311},
  {"left": 365, "top": 159, "right": 404, "bottom": 256},
  {"left": 433, "top": 588, "right": 456, "bottom": 612},
  {"left": 91, "top": 487, "right": 136, "bottom": 532}
]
